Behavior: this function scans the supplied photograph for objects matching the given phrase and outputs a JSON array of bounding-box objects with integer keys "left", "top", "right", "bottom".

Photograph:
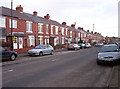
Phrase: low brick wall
[{"left": 5, "top": 47, "right": 34, "bottom": 54}]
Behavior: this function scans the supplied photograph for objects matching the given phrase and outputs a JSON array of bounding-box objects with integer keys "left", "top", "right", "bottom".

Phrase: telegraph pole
[
  {"left": 11, "top": 0, "right": 13, "bottom": 50},
  {"left": 93, "top": 23, "right": 94, "bottom": 33}
]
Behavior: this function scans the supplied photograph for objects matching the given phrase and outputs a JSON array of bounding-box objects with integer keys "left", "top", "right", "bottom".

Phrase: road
[{"left": 2, "top": 47, "right": 113, "bottom": 87}]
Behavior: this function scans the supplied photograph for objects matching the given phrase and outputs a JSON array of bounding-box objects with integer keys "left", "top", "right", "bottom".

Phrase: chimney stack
[
  {"left": 44, "top": 14, "right": 50, "bottom": 20},
  {"left": 33, "top": 11, "right": 38, "bottom": 16},
  {"left": 91, "top": 31, "right": 93, "bottom": 34},
  {"left": 87, "top": 30, "right": 89, "bottom": 32},
  {"left": 71, "top": 24, "right": 75, "bottom": 28},
  {"left": 78, "top": 27, "right": 83, "bottom": 30},
  {"left": 94, "top": 32, "right": 97, "bottom": 34},
  {"left": 16, "top": 5, "right": 23, "bottom": 12},
  {"left": 62, "top": 22, "right": 66, "bottom": 25}
]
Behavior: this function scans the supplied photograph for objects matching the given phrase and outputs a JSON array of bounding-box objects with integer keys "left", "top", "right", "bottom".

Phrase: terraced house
[{"left": 0, "top": 5, "right": 104, "bottom": 53}]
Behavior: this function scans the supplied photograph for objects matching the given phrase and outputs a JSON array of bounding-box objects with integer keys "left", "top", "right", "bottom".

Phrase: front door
[{"left": 19, "top": 37, "right": 23, "bottom": 49}]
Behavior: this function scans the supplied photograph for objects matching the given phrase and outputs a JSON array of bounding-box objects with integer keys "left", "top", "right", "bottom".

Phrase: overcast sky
[{"left": 0, "top": 0, "right": 119, "bottom": 37}]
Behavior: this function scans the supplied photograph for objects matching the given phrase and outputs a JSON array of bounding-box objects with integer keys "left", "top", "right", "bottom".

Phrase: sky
[{"left": 0, "top": 0, "right": 119, "bottom": 37}]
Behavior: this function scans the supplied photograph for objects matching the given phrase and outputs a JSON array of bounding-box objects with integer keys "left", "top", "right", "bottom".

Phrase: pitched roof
[
  {"left": 23, "top": 13, "right": 62, "bottom": 26},
  {"left": 0, "top": 6, "right": 32, "bottom": 21}
]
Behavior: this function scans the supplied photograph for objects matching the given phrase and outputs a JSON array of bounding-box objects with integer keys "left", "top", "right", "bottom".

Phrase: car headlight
[{"left": 98, "top": 56, "right": 104, "bottom": 59}]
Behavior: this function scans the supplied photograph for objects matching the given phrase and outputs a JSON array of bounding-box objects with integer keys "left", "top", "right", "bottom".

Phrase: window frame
[
  {"left": 46, "top": 24, "right": 49, "bottom": 34},
  {"left": 0, "top": 16, "right": 6, "bottom": 27},
  {"left": 9, "top": 19, "right": 17, "bottom": 28},
  {"left": 26, "top": 21, "right": 32, "bottom": 33},
  {"left": 38, "top": 23, "right": 43, "bottom": 33}
]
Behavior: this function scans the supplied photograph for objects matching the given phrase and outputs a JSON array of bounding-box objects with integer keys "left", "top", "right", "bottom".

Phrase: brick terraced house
[{"left": 0, "top": 5, "right": 104, "bottom": 53}]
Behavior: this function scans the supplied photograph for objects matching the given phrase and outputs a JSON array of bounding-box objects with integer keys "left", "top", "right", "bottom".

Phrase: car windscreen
[
  {"left": 99, "top": 46, "right": 118, "bottom": 52},
  {"left": 69, "top": 44, "right": 75, "bottom": 46},
  {"left": 34, "top": 45, "right": 44, "bottom": 49}
]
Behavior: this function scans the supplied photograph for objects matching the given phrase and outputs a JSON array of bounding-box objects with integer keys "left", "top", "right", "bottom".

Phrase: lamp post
[{"left": 10, "top": 0, "right": 13, "bottom": 50}]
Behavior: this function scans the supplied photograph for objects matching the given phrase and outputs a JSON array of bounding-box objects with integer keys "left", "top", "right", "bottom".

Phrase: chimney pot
[
  {"left": 16, "top": 5, "right": 23, "bottom": 12},
  {"left": 94, "top": 32, "right": 97, "bottom": 34},
  {"left": 71, "top": 24, "right": 75, "bottom": 28},
  {"left": 62, "top": 22, "right": 66, "bottom": 25},
  {"left": 33, "top": 11, "right": 37, "bottom": 16},
  {"left": 44, "top": 14, "right": 50, "bottom": 20},
  {"left": 78, "top": 27, "right": 83, "bottom": 30}
]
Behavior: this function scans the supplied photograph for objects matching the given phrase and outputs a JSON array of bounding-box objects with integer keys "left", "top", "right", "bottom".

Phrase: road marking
[
  {"left": 3, "top": 69, "right": 14, "bottom": 73},
  {"left": 51, "top": 58, "right": 60, "bottom": 61}
]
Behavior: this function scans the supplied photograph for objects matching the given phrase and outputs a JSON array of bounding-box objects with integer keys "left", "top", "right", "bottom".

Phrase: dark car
[
  {"left": 0, "top": 47, "right": 18, "bottom": 61},
  {"left": 78, "top": 43, "right": 86, "bottom": 49}
]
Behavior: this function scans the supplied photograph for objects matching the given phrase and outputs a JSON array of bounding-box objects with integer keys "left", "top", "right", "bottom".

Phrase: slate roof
[
  {"left": 23, "top": 13, "right": 63, "bottom": 27},
  {"left": 1, "top": 6, "right": 102, "bottom": 36},
  {"left": 0, "top": 6, "right": 32, "bottom": 21}
]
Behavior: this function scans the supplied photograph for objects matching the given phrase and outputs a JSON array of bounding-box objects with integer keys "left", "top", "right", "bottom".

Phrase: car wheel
[
  {"left": 10, "top": 54, "right": 16, "bottom": 61},
  {"left": 97, "top": 60, "right": 101, "bottom": 65},
  {"left": 50, "top": 51, "right": 53, "bottom": 55},
  {"left": 39, "top": 52, "right": 43, "bottom": 56}
]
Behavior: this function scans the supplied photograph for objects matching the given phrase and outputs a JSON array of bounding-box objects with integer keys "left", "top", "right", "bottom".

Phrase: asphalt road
[{"left": 2, "top": 47, "right": 113, "bottom": 87}]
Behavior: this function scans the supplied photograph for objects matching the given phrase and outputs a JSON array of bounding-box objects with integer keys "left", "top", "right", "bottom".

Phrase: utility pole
[
  {"left": 93, "top": 24, "right": 94, "bottom": 33},
  {"left": 11, "top": 0, "right": 13, "bottom": 50},
  {"left": 74, "top": 22, "right": 76, "bottom": 43}
]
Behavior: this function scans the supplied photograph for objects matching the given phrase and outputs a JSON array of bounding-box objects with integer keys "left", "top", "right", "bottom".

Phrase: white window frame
[
  {"left": 70, "top": 31, "right": 72, "bottom": 37},
  {"left": 66, "top": 28, "right": 68, "bottom": 35},
  {"left": 78, "top": 33, "right": 80, "bottom": 37},
  {"left": 29, "top": 36, "right": 35, "bottom": 46},
  {"left": 62, "top": 28, "right": 64, "bottom": 35},
  {"left": 38, "top": 23, "right": 43, "bottom": 33},
  {"left": 51, "top": 25, "right": 54, "bottom": 34},
  {"left": 38, "top": 36, "right": 43, "bottom": 45},
  {"left": 45, "top": 36, "right": 49, "bottom": 45},
  {"left": 54, "top": 37, "right": 59, "bottom": 46},
  {"left": 9, "top": 19, "right": 17, "bottom": 28},
  {"left": 26, "top": 21, "right": 32, "bottom": 33},
  {"left": 46, "top": 24, "right": 49, "bottom": 34},
  {"left": 56, "top": 26, "right": 59, "bottom": 34},
  {"left": 62, "top": 37, "right": 65, "bottom": 44},
  {"left": 0, "top": 16, "right": 6, "bottom": 27},
  {"left": 84, "top": 34, "right": 86, "bottom": 38}
]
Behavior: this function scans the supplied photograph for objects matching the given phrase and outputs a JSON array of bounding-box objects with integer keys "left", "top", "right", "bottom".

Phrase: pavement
[{"left": 107, "top": 65, "right": 120, "bottom": 88}]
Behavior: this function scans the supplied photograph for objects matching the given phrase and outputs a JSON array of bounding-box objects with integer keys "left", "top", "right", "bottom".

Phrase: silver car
[
  {"left": 28, "top": 45, "right": 54, "bottom": 56},
  {"left": 68, "top": 44, "right": 80, "bottom": 50},
  {"left": 97, "top": 44, "right": 120, "bottom": 65}
]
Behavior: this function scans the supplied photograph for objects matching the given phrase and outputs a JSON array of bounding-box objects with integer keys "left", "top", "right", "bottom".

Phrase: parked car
[
  {"left": 0, "top": 46, "right": 17, "bottom": 61},
  {"left": 78, "top": 43, "right": 86, "bottom": 49},
  {"left": 97, "top": 44, "right": 120, "bottom": 65},
  {"left": 68, "top": 44, "right": 80, "bottom": 50},
  {"left": 85, "top": 43, "right": 91, "bottom": 48},
  {"left": 28, "top": 45, "right": 54, "bottom": 56},
  {"left": 95, "top": 43, "right": 103, "bottom": 47}
]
